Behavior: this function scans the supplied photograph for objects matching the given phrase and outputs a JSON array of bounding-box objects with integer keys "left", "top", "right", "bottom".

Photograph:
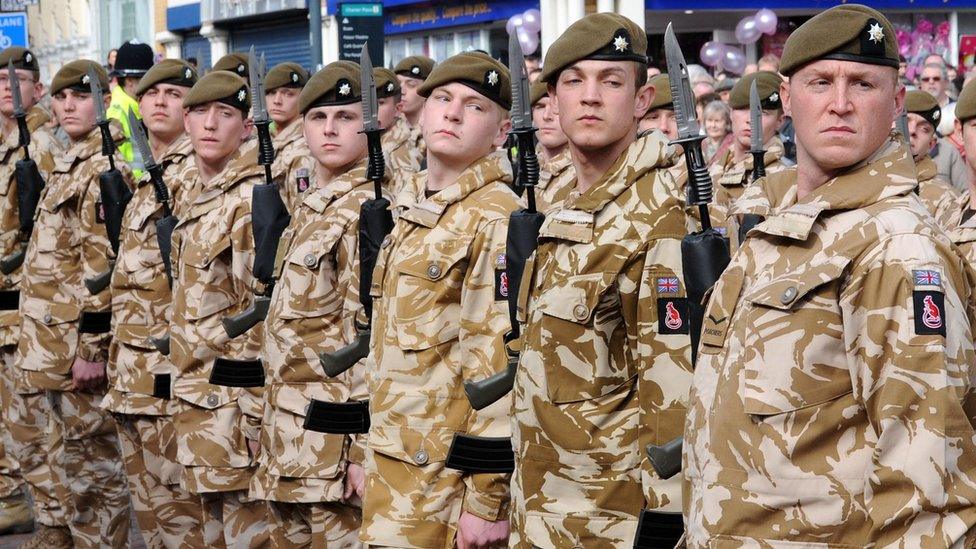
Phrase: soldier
[
  {"left": 638, "top": 74, "right": 676, "bottom": 139},
  {"left": 391, "top": 55, "right": 433, "bottom": 178},
  {"left": 711, "top": 71, "right": 790, "bottom": 210},
  {"left": 14, "top": 59, "right": 134, "bottom": 548},
  {"left": 684, "top": 6, "right": 976, "bottom": 546},
  {"left": 0, "top": 46, "right": 68, "bottom": 545},
  {"left": 251, "top": 60, "right": 389, "bottom": 549},
  {"left": 942, "top": 82, "right": 976, "bottom": 260},
  {"left": 904, "top": 89, "right": 959, "bottom": 226},
  {"left": 510, "top": 13, "right": 692, "bottom": 547},
  {"left": 362, "top": 51, "right": 519, "bottom": 548},
  {"left": 168, "top": 70, "right": 268, "bottom": 547},
  {"left": 377, "top": 67, "right": 424, "bottom": 178},
  {"left": 529, "top": 80, "right": 574, "bottom": 212},
  {"left": 265, "top": 61, "right": 311, "bottom": 213},
  {"left": 107, "top": 40, "right": 155, "bottom": 178},
  {"left": 213, "top": 52, "right": 249, "bottom": 79},
  {"left": 101, "top": 58, "right": 210, "bottom": 548}
]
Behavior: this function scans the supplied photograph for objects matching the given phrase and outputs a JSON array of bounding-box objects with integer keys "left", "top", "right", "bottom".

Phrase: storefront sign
[
  {"left": 204, "top": 0, "right": 306, "bottom": 22},
  {"left": 0, "top": 0, "right": 36, "bottom": 11},
  {"left": 385, "top": 0, "right": 534, "bottom": 35},
  {"left": 338, "top": 2, "right": 384, "bottom": 64}
]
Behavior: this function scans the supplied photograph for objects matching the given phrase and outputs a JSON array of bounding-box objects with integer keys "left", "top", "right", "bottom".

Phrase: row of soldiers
[{"left": 1, "top": 3, "right": 976, "bottom": 549}]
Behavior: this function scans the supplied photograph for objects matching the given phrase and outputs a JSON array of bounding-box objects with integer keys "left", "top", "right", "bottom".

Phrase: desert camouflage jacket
[
  {"left": 711, "top": 136, "right": 789, "bottom": 212},
  {"left": 915, "top": 153, "right": 959, "bottom": 229},
  {"left": 271, "top": 120, "right": 311, "bottom": 214},
  {"left": 383, "top": 116, "right": 424, "bottom": 178},
  {"left": 535, "top": 148, "right": 575, "bottom": 214}
]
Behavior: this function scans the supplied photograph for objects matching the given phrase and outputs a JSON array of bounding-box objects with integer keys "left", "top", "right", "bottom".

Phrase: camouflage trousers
[
  {"left": 202, "top": 489, "right": 271, "bottom": 548},
  {"left": 267, "top": 500, "right": 362, "bottom": 549},
  {"left": 48, "top": 389, "right": 132, "bottom": 548},
  {"left": 1, "top": 346, "right": 68, "bottom": 526},
  {"left": 116, "top": 414, "right": 210, "bottom": 548}
]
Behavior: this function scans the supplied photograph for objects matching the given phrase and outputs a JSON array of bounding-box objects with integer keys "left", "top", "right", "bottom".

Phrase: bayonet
[
  {"left": 360, "top": 43, "right": 380, "bottom": 134},
  {"left": 88, "top": 66, "right": 107, "bottom": 127},
  {"left": 248, "top": 47, "right": 269, "bottom": 126},
  {"left": 127, "top": 109, "right": 169, "bottom": 209},
  {"left": 7, "top": 61, "right": 30, "bottom": 155},
  {"left": 508, "top": 30, "right": 532, "bottom": 132},
  {"left": 749, "top": 80, "right": 767, "bottom": 181},
  {"left": 897, "top": 110, "right": 910, "bottom": 149}
]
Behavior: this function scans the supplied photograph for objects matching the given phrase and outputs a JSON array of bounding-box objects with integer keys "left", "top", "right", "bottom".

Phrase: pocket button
[
  {"left": 572, "top": 303, "right": 589, "bottom": 321},
  {"left": 780, "top": 286, "right": 798, "bottom": 304},
  {"left": 426, "top": 264, "right": 441, "bottom": 280},
  {"left": 414, "top": 449, "right": 429, "bottom": 465},
  {"left": 206, "top": 394, "right": 219, "bottom": 407}
]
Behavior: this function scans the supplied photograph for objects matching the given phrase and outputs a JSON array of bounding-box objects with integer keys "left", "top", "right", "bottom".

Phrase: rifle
[
  {"left": 318, "top": 43, "right": 393, "bottom": 378},
  {"left": 85, "top": 65, "right": 133, "bottom": 295},
  {"left": 736, "top": 80, "right": 768, "bottom": 244},
  {"left": 0, "top": 60, "right": 45, "bottom": 275},
  {"left": 645, "top": 23, "right": 732, "bottom": 483},
  {"left": 221, "top": 47, "right": 287, "bottom": 338},
  {"left": 462, "top": 28, "right": 544, "bottom": 411}
]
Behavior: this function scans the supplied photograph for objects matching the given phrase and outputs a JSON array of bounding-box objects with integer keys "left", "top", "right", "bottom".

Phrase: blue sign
[{"left": 0, "top": 12, "right": 28, "bottom": 49}]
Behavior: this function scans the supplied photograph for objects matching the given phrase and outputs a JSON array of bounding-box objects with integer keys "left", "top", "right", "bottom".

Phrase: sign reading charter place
[{"left": 338, "top": 2, "right": 383, "bottom": 65}]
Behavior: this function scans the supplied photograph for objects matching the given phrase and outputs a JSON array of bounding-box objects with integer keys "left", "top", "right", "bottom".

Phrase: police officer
[
  {"left": 0, "top": 45, "right": 68, "bottom": 547},
  {"left": 684, "top": 6, "right": 976, "bottom": 546},
  {"left": 168, "top": 70, "right": 268, "bottom": 547},
  {"left": 108, "top": 39, "right": 155, "bottom": 178},
  {"left": 529, "top": 80, "right": 575, "bottom": 212},
  {"left": 509, "top": 13, "right": 692, "bottom": 547},
  {"left": 265, "top": 61, "right": 311, "bottom": 213},
  {"left": 102, "top": 58, "right": 210, "bottom": 548},
  {"left": 362, "top": 51, "right": 519, "bottom": 548},
  {"left": 15, "top": 59, "right": 134, "bottom": 548},
  {"left": 904, "top": 89, "right": 959, "bottom": 226},
  {"left": 251, "top": 60, "right": 391, "bottom": 549}
]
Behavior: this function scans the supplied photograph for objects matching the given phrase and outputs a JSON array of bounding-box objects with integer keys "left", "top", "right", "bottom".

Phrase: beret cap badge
[
  {"left": 24, "top": 52, "right": 31, "bottom": 63},
  {"left": 338, "top": 80, "right": 351, "bottom": 96},
  {"left": 613, "top": 32, "right": 630, "bottom": 53},
  {"left": 411, "top": 66, "right": 421, "bottom": 75},
  {"left": 237, "top": 88, "right": 246, "bottom": 102},
  {"left": 291, "top": 72, "right": 299, "bottom": 83},
  {"left": 81, "top": 74, "right": 90, "bottom": 85},
  {"left": 184, "top": 67, "right": 192, "bottom": 79},
  {"left": 486, "top": 70, "right": 499, "bottom": 88}
]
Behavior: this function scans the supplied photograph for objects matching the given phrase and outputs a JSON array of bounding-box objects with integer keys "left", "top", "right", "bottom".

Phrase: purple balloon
[
  {"left": 522, "top": 9, "right": 542, "bottom": 34},
  {"left": 518, "top": 27, "right": 538, "bottom": 55},
  {"left": 506, "top": 14, "right": 524, "bottom": 36},
  {"left": 700, "top": 41, "right": 725, "bottom": 68},
  {"left": 754, "top": 8, "right": 778, "bottom": 35},
  {"left": 723, "top": 47, "right": 747, "bottom": 75},
  {"left": 735, "top": 16, "right": 762, "bottom": 45}
]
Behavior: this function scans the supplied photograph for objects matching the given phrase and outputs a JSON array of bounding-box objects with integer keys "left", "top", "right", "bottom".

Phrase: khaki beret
[
  {"left": 648, "top": 74, "right": 673, "bottom": 111},
  {"left": 374, "top": 67, "right": 400, "bottom": 98},
  {"left": 213, "top": 52, "right": 249, "bottom": 77},
  {"left": 715, "top": 77, "right": 736, "bottom": 93},
  {"left": 183, "top": 70, "right": 250, "bottom": 114},
  {"left": 135, "top": 59, "right": 198, "bottom": 97},
  {"left": 729, "top": 71, "right": 783, "bottom": 110},
  {"left": 265, "top": 62, "right": 309, "bottom": 92},
  {"left": 905, "top": 90, "right": 942, "bottom": 129},
  {"left": 542, "top": 13, "right": 646, "bottom": 84},
  {"left": 299, "top": 61, "right": 361, "bottom": 114},
  {"left": 530, "top": 81, "right": 549, "bottom": 106},
  {"left": 50, "top": 60, "right": 109, "bottom": 97},
  {"left": 394, "top": 55, "right": 435, "bottom": 80},
  {"left": 0, "top": 47, "right": 38, "bottom": 75},
  {"left": 419, "top": 51, "right": 511, "bottom": 110},
  {"left": 780, "top": 4, "right": 898, "bottom": 76},
  {"left": 956, "top": 79, "right": 976, "bottom": 124}
]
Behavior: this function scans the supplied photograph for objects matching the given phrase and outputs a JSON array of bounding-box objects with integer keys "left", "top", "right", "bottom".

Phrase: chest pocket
[
  {"left": 180, "top": 233, "right": 234, "bottom": 321},
  {"left": 538, "top": 271, "right": 629, "bottom": 404},
  {"left": 738, "top": 256, "right": 853, "bottom": 417},
  {"left": 34, "top": 189, "right": 79, "bottom": 253},
  {"left": 276, "top": 223, "right": 346, "bottom": 321},
  {"left": 392, "top": 232, "right": 473, "bottom": 350}
]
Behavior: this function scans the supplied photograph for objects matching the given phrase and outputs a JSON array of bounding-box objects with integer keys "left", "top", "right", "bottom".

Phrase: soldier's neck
[
  {"left": 404, "top": 110, "right": 421, "bottom": 127},
  {"left": 541, "top": 143, "right": 566, "bottom": 163},
  {"left": 0, "top": 113, "right": 15, "bottom": 136},
  {"left": 425, "top": 153, "right": 473, "bottom": 192},
  {"left": 196, "top": 155, "right": 232, "bottom": 185},
  {"left": 968, "top": 164, "right": 976, "bottom": 209},
  {"left": 731, "top": 140, "right": 749, "bottom": 164},
  {"left": 275, "top": 117, "right": 297, "bottom": 133},
  {"left": 149, "top": 131, "right": 180, "bottom": 161},
  {"left": 313, "top": 158, "right": 357, "bottom": 188},
  {"left": 570, "top": 132, "right": 635, "bottom": 194}
]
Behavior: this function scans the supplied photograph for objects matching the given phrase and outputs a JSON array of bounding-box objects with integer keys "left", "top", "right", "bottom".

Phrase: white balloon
[{"left": 506, "top": 14, "right": 524, "bottom": 36}]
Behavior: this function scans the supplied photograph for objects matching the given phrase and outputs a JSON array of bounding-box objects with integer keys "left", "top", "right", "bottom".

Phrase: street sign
[
  {"left": 0, "top": 12, "right": 27, "bottom": 49},
  {"left": 338, "top": 2, "right": 383, "bottom": 66}
]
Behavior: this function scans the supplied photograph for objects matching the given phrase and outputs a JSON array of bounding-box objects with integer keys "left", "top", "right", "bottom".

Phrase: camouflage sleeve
[
  {"left": 458, "top": 217, "right": 512, "bottom": 521},
  {"left": 229, "top": 193, "right": 264, "bottom": 438},
  {"left": 336, "top": 218, "right": 369, "bottom": 465},
  {"left": 275, "top": 142, "right": 310, "bottom": 214},
  {"left": 76, "top": 157, "right": 135, "bottom": 362},
  {"left": 841, "top": 233, "right": 976, "bottom": 546},
  {"left": 33, "top": 128, "right": 63, "bottom": 179}
]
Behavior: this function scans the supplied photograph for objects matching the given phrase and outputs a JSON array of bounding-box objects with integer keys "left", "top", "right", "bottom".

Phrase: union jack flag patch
[
  {"left": 657, "top": 277, "right": 680, "bottom": 294},
  {"left": 913, "top": 269, "right": 941, "bottom": 287}
]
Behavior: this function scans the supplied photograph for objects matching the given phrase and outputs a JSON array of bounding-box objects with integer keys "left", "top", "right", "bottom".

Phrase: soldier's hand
[
  {"left": 71, "top": 356, "right": 106, "bottom": 391},
  {"left": 456, "top": 512, "right": 509, "bottom": 549},
  {"left": 343, "top": 462, "right": 365, "bottom": 505}
]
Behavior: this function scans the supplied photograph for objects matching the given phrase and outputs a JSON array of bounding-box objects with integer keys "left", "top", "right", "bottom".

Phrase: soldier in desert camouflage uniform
[
  {"left": 168, "top": 70, "right": 269, "bottom": 547},
  {"left": 266, "top": 61, "right": 312, "bottom": 213},
  {"left": 15, "top": 59, "right": 133, "bottom": 549},
  {"left": 362, "top": 51, "right": 519, "bottom": 548},
  {"left": 0, "top": 46, "right": 69, "bottom": 546},
  {"left": 213, "top": 52, "right": 249, "bottom": 79},
  {"left": 711, "top": 71, "right": 790, "bottom": 211},
  {"left": 903, "top": 89, "right": 958, "bottom": 226},
  {"left": 942, "top": 83, "right": 976, "bottom": 268},
  {"left": 510, "top": 14, "right": 692, "bottom": 547},
  {"left": 251, "top": 60, "right": 392, "bottom": 549},
  {"left": 101, "top": 58, "right": 210, "bottom": 549},
  {"left": 684, "top": 6, "right": 976, "bottom": 546},
  {"left": 377, "top": 67, "right": 423, "bottom": 179},
  {"left": 529, "top": 81, "right": 574, "bottom": 212}
]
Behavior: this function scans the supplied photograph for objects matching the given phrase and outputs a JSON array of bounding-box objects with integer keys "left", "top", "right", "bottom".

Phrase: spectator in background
[
  {"left": 525, "top": 54, "right": 542, "bottom": 82},
  {"left": 925, "top": 53, "right": 946, "bottom": 67},
  {"left": 757, "top": 52, "right": 780, "bottom": 73},
  {"left": 688, "top": 64, "right": 715, "bottom": 97},
  {"left": 702, "top": 99, "right": 731, "bottom": 162},
  {"left": 715, "top": 76, "right": 736, "bottom": 103},
  {"left": 696, "top": 91, "right": 721, "bottom": 122},
  {"left": 918, "top": 63, "right": 957, "bottom": 135},
  {"left": 106, "top": 48, "right": 117, "bottom": 70}
]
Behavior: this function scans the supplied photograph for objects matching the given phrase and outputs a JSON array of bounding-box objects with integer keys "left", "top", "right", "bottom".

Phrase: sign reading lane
[
  {"left": 338, "top": 3, "right": 383, "bottom": 66},
  {"left": 0, "top": 12, "right": 27, "bottom": 49}
]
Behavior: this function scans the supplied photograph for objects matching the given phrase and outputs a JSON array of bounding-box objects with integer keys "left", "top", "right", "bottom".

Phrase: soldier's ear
[
  {"left": 780, "top": 81, "right": 791, "bottom": 118},
  {"left": 635, "top": 81, "right": 654, "bottom": 121},
  {"left": 240, "top": 117, "right": 254, "bottom": 142},
  {"left": 494, "top": 113, "right": 512, "bottom": 148}
]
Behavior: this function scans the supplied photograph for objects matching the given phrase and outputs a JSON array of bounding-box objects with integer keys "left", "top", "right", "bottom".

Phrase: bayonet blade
[
  {"left": 664, "top": 23, "right": 700, "bottom": 139},
  {"left": 897, "top": 110, "right": 910, "bottom": 145},
  {"left": 87, "top": 65, "right": 107, "bottom": 125},
  {"left": 749, "top": 79, "right": 764, "bottom": 153},
  {"left": 127, "top": 108, "right": 156, "bottom": 171},
  {"left": 7, "top": 61, "right": 24, "bottom": 119},
  {"left": 508, "top": 29, "right": 531, "bottom": 130},
  {"left": 248, "top": 46, "right": 268, "bottom": 124},
  {"left": 359, "top": 43, "right": 380, "bottom": 132}
]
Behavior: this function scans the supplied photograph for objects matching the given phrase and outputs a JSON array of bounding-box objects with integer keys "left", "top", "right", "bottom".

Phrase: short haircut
[
  {"left": 703, "top": 99, "right": 730, "bottom": 127},
  {"left": 758, "top": 53, "right": 780, "bottom": 71}
]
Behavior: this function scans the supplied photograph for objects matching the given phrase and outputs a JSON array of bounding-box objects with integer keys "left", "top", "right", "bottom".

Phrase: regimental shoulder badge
[
  {"left": 656, "top": 276, "right": 680, "bottom": 295},
  {"left": 296, "top": 167, "right": 310, "bottom": 194},
  {"left": 95, "top": 201, "right": 106, "bottom": 224},
  {"left": 658, "top": 297, "right": 688, "bottom": 334},
  {"left": 495, "top": 269, "right": 509, "bottom": 301},
  {"left": 912, "top": 268, "right": 945, "bottom": 336}
]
